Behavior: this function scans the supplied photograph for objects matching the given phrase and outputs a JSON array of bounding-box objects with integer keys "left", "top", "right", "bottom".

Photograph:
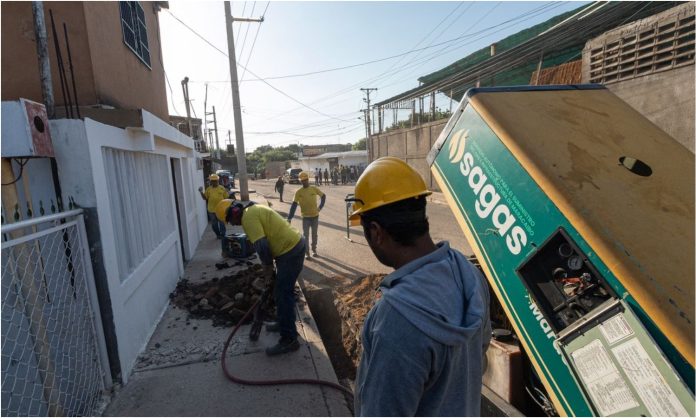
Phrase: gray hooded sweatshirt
[{"left": 355, "top": 241, "right": 491, "bottom": 416}]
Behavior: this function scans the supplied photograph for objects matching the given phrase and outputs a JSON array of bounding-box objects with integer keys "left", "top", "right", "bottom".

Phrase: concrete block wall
[
  {"left": 371, "top": 119, "right": 447, "bottom": 191},
  {"left": 582, "top": 3, "right": 695, "bottom": 152}
]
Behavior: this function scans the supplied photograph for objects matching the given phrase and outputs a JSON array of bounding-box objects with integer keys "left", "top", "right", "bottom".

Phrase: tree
[{"left": 352, "top": 138, "right": 366, "bottom": 151}]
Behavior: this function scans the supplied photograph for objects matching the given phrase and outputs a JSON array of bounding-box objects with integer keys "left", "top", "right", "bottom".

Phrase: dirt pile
[
  {"left": 333, "top": 274, "right": 385, "bottom": 371},
  {"left": 169, "top": 265, "right": 275, "bottom": 327}
]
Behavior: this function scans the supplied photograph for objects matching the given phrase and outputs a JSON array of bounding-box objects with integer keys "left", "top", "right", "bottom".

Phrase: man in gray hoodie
[{"left": 347, "top": 157, "right": 491, "bottom": 416}]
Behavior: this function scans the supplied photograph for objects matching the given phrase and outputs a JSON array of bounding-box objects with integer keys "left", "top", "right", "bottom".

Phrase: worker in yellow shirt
[
  {"left": 216, "top": 199, "right": 306, "bottom": 356},
  {"left": 287, "top": 172, "right": 325, "bottom": 259},
  {"left": 198, "top": 174, "right": 229, "bottom": 239}
]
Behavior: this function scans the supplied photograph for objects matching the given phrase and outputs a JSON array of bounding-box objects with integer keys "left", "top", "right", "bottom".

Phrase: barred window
[
  {"left": 119, "top": 1, "right": 151, "bottom": 68},
  {"left": 102, "top": 148, "right": 174, "bottom": 280}
]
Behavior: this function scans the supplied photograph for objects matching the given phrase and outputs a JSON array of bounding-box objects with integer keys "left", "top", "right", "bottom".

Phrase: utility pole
[
  {"left": 203, "top": 83, "right": 209, "bottom": 152},
  {"left": 361, "top": 88, "right": 377, "bottom": 163},
  {"left": 181, "top": 77, "right": 193, "bottom": 140},
  {"left": 224, "top": 2, "right": 263, "bottom": 201},
  {"left": 211, "top": 106, "right": 221, "bottom": 160},
  {"left": 32, "top": 1, "right": 54, "bottom": 118}
]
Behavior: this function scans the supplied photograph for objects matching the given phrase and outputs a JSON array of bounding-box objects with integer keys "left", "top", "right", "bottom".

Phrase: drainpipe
[{"left": 32, "top": 1, "right": 54, "bottom": 118}]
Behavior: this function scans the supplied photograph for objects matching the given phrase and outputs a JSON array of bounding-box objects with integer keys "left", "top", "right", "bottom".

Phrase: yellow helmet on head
[
  {"left": 209, "top": 174, "right": 219, "bottom": 181},
  {"left": 349, "top": 157, "right": 431, "bottom": 220},
  {"left": 215, "top": 199, "right": 235, "bottom": 223},
  {"left": 299, "top": 172, "right": 309, "bottom": 181}
]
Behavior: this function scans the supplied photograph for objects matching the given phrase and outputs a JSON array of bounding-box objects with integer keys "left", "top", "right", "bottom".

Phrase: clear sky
[{"left": 159, "top": 1, "right": 587, "bottom": 151}]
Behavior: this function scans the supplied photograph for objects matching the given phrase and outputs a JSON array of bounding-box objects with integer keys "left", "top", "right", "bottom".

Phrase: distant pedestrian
[
  {"left": 288, "top": 172, "right": 325, "bottom": 259},
  {"left": 198, "top": 174, "right": 228, "bottom": 239},
  {"left": 314, "top": 168, "right": 321, "bottom": 185},
  {"left": 275, "top": 176, "right": 285, "bottom": 202},
  {"left": 323, "top": 168, "right": 329, "bottom": 185}
]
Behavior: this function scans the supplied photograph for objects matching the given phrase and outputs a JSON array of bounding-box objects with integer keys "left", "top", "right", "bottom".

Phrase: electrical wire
[
  {"left": 378, "top": 1, "right": 633, "bottom": 105},
  {"left": 2, "top": 158, "right": 30, "bottom": 186},
  {"left": 237, "top": 1, "right": 256, "bottom": 62},
  {"left": 261, "top": 1, "right": 565, "bottom": 120},
  {"left": 164, "top": 70, "right": 182, "bottom": 115},
  {"left": 240, "top": 1, "right": 270, "bottom": 83}
]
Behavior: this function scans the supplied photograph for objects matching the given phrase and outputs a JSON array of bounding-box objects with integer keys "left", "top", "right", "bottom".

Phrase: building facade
[
  {"left": 1, "top": 1, "right": 169, "bottom": 121},
  {"left": 1, "top": 1, "right": 207, "bottom": 396}
]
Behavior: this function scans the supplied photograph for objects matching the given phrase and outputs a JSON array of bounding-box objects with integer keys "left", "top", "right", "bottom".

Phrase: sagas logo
[
  {"left": 448, "top": 129, "right": 528, "bottom": 255},
  {"left": 449, "top": 129, "right": 469, "bottom": 163}
]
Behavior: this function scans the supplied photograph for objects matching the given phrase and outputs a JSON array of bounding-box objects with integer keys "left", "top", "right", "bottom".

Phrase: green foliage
[{"left": 352, "top": 138, "right": 366, "bottom": 150}]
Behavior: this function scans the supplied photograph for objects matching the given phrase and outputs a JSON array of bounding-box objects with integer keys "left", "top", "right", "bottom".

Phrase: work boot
[
  {"left": 305, "top": 253, "right": 311, "bottom": 260},
  {"left": 266, "top": 322, "right": 280, "bottom": 333},
  {"left": 266, "top": 337, "right": 300, "bottom": 356},
  {"left": 312, "top": 249, "right": 318, "bottom": 257}
]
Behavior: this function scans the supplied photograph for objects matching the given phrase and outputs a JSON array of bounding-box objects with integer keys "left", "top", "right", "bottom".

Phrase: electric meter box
[
  {"left": 1, "top": 99, "right": 54, "bottom": 158},
  {"left": 427, "top": 85, "right": 694, "bottom": 416}
]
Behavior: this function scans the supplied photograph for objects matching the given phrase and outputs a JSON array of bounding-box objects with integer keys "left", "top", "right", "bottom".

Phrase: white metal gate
[{"left": 1, "top": 209, "right": 111, "bottom": 416}]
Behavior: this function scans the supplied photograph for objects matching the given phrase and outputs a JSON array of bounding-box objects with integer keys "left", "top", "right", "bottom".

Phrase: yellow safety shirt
[
  {"left": 204, "top": 186, "right": 229, "bottom": 212},
  {"left": 293, "top": 186, "right": 324, "bottom": 217},
  {"left": 242, "top": 205, "right": 301, "bottom": 258}
]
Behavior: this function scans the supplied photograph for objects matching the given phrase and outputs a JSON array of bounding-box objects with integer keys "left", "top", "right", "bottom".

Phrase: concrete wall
[
  {"left": 1, "top": 2, "right": 168, "bottom": 121},
  {"left": 1, "top": 2, "right": 97, "bottom": 108},
  {"left": 582, "top": 3, "right": 695, "bottom": 152},
  {"left": 603, "top": 66, "right": 695, "bottom": 153},
  {"left": 83, "top": 2, "right": 168, "bottom": 121},
  {"left": 370, "top": 119, "right": 447, "bottom": 191},
  {"left": 49, "top": 112, "right": 205, "bottom": 382}
]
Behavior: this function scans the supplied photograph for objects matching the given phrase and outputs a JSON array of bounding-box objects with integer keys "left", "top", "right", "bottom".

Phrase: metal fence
[{"left": 1, "top": 210, "right": 111, "bottom": 416}]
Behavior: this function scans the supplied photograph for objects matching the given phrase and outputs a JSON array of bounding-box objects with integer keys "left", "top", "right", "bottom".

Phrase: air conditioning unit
[{"left": 1, "top": 98, "right": 54, "bottom": 158}]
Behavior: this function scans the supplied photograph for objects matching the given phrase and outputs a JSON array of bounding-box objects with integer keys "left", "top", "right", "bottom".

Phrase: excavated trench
[{"left": 167, "top": 261, "right": 383, "bottom": 384}]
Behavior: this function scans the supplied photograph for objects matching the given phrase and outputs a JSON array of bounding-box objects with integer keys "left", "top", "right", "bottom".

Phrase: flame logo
[{"left": 448, "top": 129, "right": 469, "bottom": 164}]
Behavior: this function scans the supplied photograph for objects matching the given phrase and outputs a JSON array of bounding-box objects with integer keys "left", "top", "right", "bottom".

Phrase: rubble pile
[
  {"left": 169, "top": 265, "right": 275, "bottom": 327},
  {"left": 333, "top": 274, "right": 385, "bottom": 370}
]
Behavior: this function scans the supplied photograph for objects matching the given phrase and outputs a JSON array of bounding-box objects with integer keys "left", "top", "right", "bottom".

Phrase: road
[{"left": 247, "top": 178, "right": 474, "bottom": 289}]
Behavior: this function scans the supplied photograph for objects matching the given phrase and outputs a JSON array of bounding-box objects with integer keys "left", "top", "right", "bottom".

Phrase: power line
[
  {"left": 186, "top": 3, "right": 558, "bottom": 84},
  {"left": 240, "top": 1, "right": 270, "bottom": 82},
  {"left": 165, "top": 9, "right": 353, "bottom": 123},
  {"left": 164, "top": 70, "right": 181, "bottom": 115},
  {"left": 237, "top": 1, "right": 257, "bottom": 62}
]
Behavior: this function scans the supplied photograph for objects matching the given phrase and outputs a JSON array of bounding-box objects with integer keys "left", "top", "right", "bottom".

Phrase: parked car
[
  {"left": 216, "top": 170, "right": 235, "bottom": 189},
  {"left": 284, "top": 168, "right": 303, "bottom": 184}
]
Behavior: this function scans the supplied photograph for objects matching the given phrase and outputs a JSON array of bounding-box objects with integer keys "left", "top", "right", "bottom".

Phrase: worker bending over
[
  {"left": 216, "top": 199, "right": 306, "bottom": 356},
  {"left": 347, "top": 157, "right": 491, "bottom": 416},
  {"left": 287, "top": 172, "right": 325, "bottom": 259}
]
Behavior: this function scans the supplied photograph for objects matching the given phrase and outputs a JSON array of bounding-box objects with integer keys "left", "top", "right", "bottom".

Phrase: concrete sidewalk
[{"left": 104, "top": 225, "right": 352, "bottom": 417}]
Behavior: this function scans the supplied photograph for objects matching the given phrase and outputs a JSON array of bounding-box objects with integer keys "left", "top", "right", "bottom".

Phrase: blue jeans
[
  {"left": 207, "top": 211, "right": 226, "bottom": 238},
  {"left": 274, "top": 238, "right": 305, "bottom": 340}
]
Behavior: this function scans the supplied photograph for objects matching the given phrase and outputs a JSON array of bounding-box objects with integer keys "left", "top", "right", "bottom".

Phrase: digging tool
[{"left": 249, "top": 272, "right": 274, "bottom": 342}]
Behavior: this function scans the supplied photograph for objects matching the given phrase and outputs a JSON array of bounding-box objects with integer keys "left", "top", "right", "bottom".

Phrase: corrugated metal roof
[{"left": 298, "top": 150, "right": 368, "bottom": 160}]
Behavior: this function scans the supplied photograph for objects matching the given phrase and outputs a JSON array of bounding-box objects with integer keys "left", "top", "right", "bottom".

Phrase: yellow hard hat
[
  {"left": 215, "top": 199, "right": 235, "bottom": 223},
  {"left": 299, "top": 172, "right": 309, "bottom": 181},
  {"left": 209, "top": 174, "right": 219, "bottom": 181},
  {"left": 349, "top": 157, "right": 431, "bottom": 220}
]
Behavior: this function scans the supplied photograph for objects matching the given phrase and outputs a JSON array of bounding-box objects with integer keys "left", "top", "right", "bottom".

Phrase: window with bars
[
  {"left": 119, "top": 1, "right": 151, "bottom": 68},
  {"left": 102, "top": 148, "right": 174, "bottom": 280}
]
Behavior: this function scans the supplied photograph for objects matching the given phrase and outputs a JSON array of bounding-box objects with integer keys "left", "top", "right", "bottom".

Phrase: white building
[{"left": 296, "top": 150, "right": 368, "bottom": 176}]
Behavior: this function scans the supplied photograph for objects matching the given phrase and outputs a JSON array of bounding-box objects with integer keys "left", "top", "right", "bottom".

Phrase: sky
[{"left": 159, "top": 1, "right": 587, "bottom": 151}]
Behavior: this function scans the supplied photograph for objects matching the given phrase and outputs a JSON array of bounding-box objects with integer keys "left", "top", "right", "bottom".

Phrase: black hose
[{"left": 221, "top": 298, "right": 355, "bottom": 400}]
